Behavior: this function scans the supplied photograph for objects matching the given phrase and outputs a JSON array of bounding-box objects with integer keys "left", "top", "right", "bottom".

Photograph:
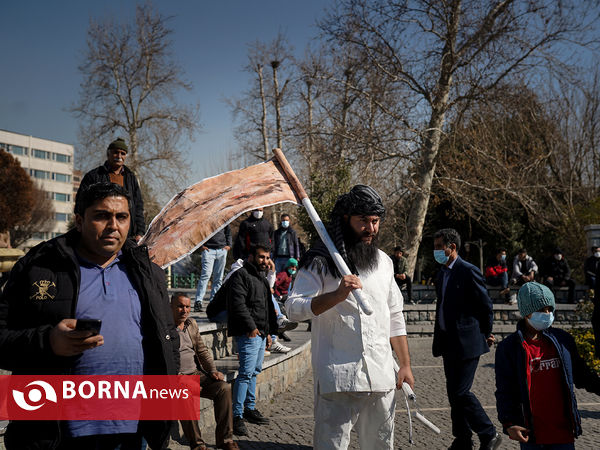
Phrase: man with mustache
[
  {"left": 225, "top": 243, "right": 278, "bottom": 436},
  {"left": 286, "top": 185, "right": 414, "bottom": 450},
  {"left": 0, "top": 182, "right": 178, "bottom": 449},
  {"left": 78, "top": 138, "right": 145, "bottom": 241}
]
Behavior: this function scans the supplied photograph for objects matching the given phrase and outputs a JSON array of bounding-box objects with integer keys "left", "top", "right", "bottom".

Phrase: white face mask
[
  {"left": 594, "top": 252, "right": 600, "bottom": 258},
  {"left": 252, "top": 210, "right": 263, "bottom": 219},
  {"left": 554, "top": 254, "right": 562, "bottom": 261}
]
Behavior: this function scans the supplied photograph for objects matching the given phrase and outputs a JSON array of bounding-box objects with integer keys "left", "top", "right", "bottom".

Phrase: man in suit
[{"left": 432, "top": 228, "right": 501, "bottom": 450}]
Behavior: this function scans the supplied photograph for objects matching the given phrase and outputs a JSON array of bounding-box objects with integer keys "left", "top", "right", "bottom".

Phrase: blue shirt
[{"left": 67, "top": 252, "right": 144, "bottom": 437}]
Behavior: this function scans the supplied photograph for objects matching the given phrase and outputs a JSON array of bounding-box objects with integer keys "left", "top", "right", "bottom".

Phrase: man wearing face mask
[
  {"left": 541, "top": 248, "right": 576, "bottom": 304},
  {"left": 273, "top": 213, "right": 301, "bottom": 273},
  {"left": 495, "top": 282, "right": 600, "bottom": 448},
  {"left": 233, "top": 208, "right": 274, "bottom": 260},
  {"left": 432, "top": 228, "right": 501, "bottom": 450},
  {"left": 485, "top": 248, "right": 510, "bottom": 302}
]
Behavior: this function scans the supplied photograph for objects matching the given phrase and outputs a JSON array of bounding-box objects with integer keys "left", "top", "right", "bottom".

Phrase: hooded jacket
[{"left": 0, "top": 230, "right": 179, "bottom": 449}]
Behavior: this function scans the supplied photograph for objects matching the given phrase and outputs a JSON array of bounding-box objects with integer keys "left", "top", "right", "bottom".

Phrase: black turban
[{"left": 300, "top": 185, "right": 385, "bottom": 277}]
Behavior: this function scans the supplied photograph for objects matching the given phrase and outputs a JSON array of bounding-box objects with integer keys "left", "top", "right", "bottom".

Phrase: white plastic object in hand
[
  {"left": 414, "top": 411, "right": 441, "bottom": 434},
  {"left": 402, "top": 382, "right": 415, "bottom": 400}
]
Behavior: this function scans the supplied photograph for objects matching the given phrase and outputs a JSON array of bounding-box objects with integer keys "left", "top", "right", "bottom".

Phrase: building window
[
  {"left": 8, "top": 145, "right": 27, "bottom": 156},
  {"left": 31, "top": 169, "right": 51, "bottom": 179},
  {"left": 55, "top": 213, "right": 70, "bottom": 222},
  {"left": 33, "top": 149, "right": 51, "bottom": 159},
  {"left": 54, "top": 193, "right": 71, "bottom": 202},
  {"left": 54, "top": 153, "right": 71, "bottom": 163},
  {"left": 53, "top": 173, "right": 72, "bottom": 183},
  {"left": 32, "top": 232, "right": 47, "bottom": 240}
]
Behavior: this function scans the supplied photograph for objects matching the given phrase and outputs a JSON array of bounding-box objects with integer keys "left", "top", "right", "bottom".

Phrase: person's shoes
[
  {"left": 218, "top": 441, "right": 240, "bottom": 450},
  {"left": 270, "top": 341, "right": 291, "bottom": 353},
  {"left": 244, "top": 408, "right": 270, "bottom": 425},
  {"left": 500, "top": 288, "right": 510, "bottom": 296},
  {"left": 278, "top": 331, "right": 292, "bottom": 341},
  {"left": 277, "top": 317, "right": 298, "bottom": 333},
  {"left": 233, "top": 416, "right": 248, "bottom": 436},
  {"left": 506, "top": 294, "right": 517, "bottom": 305},
  {"left": 263, "top": 349, "right": 271, "bottom": 357},
  {"left": 448, "top": 438, "right": 473, "bottom": 449},
  {"left": 479, "top": 432, "right": 502, "bottom": 450},
  {"left": 193, "top": 303, "right": 203, "bottom": 312}
]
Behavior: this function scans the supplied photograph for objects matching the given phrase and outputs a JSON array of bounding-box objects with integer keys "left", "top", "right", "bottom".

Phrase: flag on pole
[{"left": 140, "top": 159, "right": 301, "bottom": 268}]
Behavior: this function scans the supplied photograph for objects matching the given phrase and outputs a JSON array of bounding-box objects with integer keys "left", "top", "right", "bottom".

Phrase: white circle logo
[{"left": 12, "top": 381, "right": 58, "bottom": 411}]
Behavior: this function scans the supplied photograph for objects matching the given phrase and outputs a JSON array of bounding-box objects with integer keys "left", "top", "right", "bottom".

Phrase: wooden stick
[{"left": 272, "top": 148, "right": 374, "bottom": 315}]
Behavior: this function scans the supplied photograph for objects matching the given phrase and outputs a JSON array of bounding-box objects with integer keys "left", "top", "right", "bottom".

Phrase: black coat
[
  {"left": 433, "top": 257, "right": 494, "bottom": 359},
  {"left": 225, "top": 261, "right": 278, "bottom": 337},
  {"left": 0, "top": 230, "right": 179, "bottom": 450},
  {"left": 79, "top": 162, "right": 145, "bottom": 237},
  {"left": 233, "top": 216, "right": 273, "bottom": 260}
]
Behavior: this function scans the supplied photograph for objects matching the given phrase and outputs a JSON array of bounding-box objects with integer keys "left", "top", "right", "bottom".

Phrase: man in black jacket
[
  {"left": 541, "top": 247, "right": 576, "bottom": 304},
  {"left": 78, "top": 138, "right": 146, "bottom": 241},
  {"left": 226, "top": 243, "right": 278, "bottom": 436},
  {"left": 0, "top": 183, "right": 179, "bottom": 450},
  {"left": 233, "top": 209, "right": 273, "bottom": 260}
]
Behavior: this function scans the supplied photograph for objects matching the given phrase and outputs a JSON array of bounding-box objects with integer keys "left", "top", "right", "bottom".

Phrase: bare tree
[
  {"left": 71, "top": 3, "right": 200, "bottom": 196},
  {"left": 10, "top": 184, "right": 55, "bottom": 248},
  {"left": 321, "top": 0, "right": 600, "bottom": 274}
]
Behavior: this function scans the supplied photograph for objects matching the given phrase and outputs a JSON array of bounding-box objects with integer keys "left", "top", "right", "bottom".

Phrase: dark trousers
[
  {"left": 180, "top": 373, "right": 233, "bottom": 448},
  {"left": 58, "top": 433, "right": 143, "bottom": 450},
  {"left": 396, "top": 276, "right": 413, "bottom": 302},
  {"left": 544, "top": 277, "right": 576, "bottom": 303},
  {"left": 443, "top": 355, "right": 495, "bottom": 443}
]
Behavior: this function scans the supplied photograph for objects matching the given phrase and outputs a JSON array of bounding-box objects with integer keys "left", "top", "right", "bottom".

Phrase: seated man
[
  {"left": 485, "top": 248, "right": 510, "bottom": 300},
  {"left": 511, "top": 248, "right": 538, "bottom": 286},
  {"left": 584, "top": 246, "right": 600, "bottom": 289},
  {"left": 171, "top": 293, "right": 238, "bottom": 450},
  {"left": 542, "top": 248, "right": 576, "bottom": 304},
  {"left": 391, "top": 246, "right": 414, "bottom": 304}
]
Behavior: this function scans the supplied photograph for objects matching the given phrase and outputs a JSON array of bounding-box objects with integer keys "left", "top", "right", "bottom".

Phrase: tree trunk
[
  {"left": 258, "top": 64, "right": 270, "bottom": 162},
  {"left": 272, "top": 62, "right": 283, "bottom": 149},
  {"left": 404, "top": 1, "right": 460, "bottom": 277}
]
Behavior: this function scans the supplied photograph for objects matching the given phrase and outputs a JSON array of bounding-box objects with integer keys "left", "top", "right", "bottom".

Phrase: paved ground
[
  {"left": 2, "top": 336, "right": 599, "bottom": 449},
  {"left": 164, "top": 337, "right": 600, "bottom": 449}
]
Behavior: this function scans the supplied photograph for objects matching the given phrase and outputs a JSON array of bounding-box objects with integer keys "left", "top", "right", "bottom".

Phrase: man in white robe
[{"left": 286, "top": 185, "right": 414, "bottom": 450}]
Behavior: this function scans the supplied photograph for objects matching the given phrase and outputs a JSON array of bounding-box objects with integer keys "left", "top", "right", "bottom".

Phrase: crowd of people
[{"left": 1, "top": 137, "right": 600, "bottom": 450}]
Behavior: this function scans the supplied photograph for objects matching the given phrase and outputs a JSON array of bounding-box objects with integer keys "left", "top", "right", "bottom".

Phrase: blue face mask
[
  {"left": 500, "top": 254, "right": 506, "bottom": 261},
  {"left": 281, "top": 220, "right": 290, "bottom": 228},
  {"left": 287, "top": 268, "right": 296, "bottom": 275},
  {"left": 527, "top": 312, "right": 554, "bottom": 331},
  {"left": 434, "top": 250, "right": 449, "bottom": 265}
]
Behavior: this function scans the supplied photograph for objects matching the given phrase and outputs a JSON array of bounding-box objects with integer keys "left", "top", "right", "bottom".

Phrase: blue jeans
[
  {"left": 520, "top": 443, "right": 574, "bottom": 449},
  {"left": 195, "top": 248, "right": 227, "bottom": 305},
  {"left": 233, "top": 335, "right": 266, "bottom": 417},
  {"left": 274, "top": 257, "right": 290, "bottom": 274}
]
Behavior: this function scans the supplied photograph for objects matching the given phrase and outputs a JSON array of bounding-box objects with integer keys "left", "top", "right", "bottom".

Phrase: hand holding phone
[{"left": 75, "top": 319, "right": 102, "bottom": 336}]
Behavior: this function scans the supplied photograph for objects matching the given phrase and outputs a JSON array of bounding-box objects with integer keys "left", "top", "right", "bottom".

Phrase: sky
[{"left": 0, "top": 1, "right": 332, "bottom": 183}]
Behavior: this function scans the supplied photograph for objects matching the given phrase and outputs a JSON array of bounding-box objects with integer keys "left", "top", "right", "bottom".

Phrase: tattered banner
[{"left": 140, "top": 159, "right": 301, "bottom": 268}]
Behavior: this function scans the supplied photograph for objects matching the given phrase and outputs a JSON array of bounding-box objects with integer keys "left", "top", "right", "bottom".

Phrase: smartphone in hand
[{"left": 75, "top": 319, "right": 102, "bottom": 336}]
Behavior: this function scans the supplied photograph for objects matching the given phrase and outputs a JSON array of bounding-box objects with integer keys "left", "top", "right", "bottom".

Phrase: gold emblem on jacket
[{"left": 30, "top": 280, "right": 56, "bottom": 300}]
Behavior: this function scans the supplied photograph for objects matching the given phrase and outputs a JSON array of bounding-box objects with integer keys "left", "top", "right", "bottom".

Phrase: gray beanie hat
[{"left": 517, "top": 282, "right": 555, "bottom": 317}]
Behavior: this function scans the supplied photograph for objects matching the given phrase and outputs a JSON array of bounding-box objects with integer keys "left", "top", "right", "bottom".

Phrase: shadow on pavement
[{"left": 580, "top": 409, "right": 600, "bottom": 419}]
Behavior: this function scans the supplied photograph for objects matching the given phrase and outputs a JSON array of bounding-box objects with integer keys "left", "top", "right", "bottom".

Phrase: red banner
[{"left": 0, "top": 375, "right": 201, "bottom": 420}]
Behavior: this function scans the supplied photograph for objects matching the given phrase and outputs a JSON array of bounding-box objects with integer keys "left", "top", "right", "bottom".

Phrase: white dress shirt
[{"left": 285, "top": 250, "right": 406, "bottom": 395}]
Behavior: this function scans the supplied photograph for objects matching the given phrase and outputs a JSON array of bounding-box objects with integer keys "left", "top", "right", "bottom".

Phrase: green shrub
[{"left": 569, "top": 327, "right": 600, "bottom": 376}]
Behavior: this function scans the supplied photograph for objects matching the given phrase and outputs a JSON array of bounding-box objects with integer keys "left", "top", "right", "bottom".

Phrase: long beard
[{"left": 344, "top": 226, "right": 379, "bottom": 274}]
